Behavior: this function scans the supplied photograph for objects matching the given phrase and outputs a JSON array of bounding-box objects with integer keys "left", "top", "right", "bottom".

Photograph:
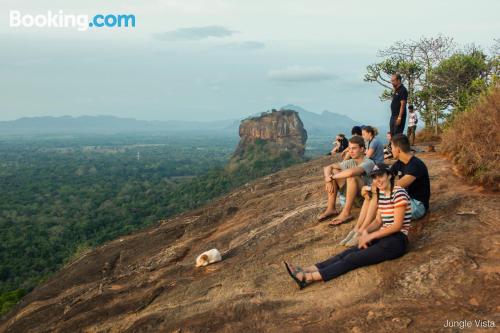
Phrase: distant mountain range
[
  {"left": 280, "top": 104, "right": 360, "bottom": 136},
  {"left": 0, "top": 106, "right": 361, "bottom": 138},
  {"left": 0, "top": 115, "right": 239, "bottom": 136}
]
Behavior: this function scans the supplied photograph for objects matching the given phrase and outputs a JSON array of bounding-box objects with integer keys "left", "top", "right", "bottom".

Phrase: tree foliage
[
  {"left": 0, "top": 134, "right": 302, "bottom": 316},
  {"left": 365, "top": 35, "right": 498, "bottom": 133}
]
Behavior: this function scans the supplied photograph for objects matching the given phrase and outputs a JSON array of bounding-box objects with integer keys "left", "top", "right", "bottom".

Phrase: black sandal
[{"left": 284, "top": 261, "right": 308, "bottom": 290}]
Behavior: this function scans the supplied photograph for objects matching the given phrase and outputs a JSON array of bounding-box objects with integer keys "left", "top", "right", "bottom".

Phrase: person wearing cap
[
  {"left": 318, "top": 136, "right": 375, "bottom": 226},
  {"left": 340, "top": 134, "right": 430, "bottom": 247},
  {"left": 284, "top": 163, "right": 411, "bottom": 289}
]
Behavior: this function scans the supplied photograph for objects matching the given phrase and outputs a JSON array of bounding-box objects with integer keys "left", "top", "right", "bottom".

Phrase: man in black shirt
[
  {"left": 390, "top": 73, "right": 408, "bottom": 136},
  {"left": 390, "top": 134, "right": 430, "bottom": 218}
]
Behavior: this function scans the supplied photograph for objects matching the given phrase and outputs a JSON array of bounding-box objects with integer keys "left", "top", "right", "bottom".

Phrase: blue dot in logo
[{"left": 89, "top": 22, "right": 93, "bottom": 27}]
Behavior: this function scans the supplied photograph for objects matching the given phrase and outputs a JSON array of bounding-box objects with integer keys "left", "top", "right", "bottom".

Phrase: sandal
[
  {"left": 328, "top": 215, "right": 354, "bottom": 227},
  {"left": 284, "top": 261, "right": 309, "bottom": 290},
  {"left": 317, "top": 211, "right": 339, "bottom": 222}
]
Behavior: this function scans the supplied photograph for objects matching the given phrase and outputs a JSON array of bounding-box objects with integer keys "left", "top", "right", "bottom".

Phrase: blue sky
[{"left": 1, "top": 0, "right": 498, "bottom": 126}]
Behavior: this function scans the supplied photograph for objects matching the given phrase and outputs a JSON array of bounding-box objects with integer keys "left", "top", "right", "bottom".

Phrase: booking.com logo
[{"left": 9, "top": 10, "right": 136, "bottom": 31}]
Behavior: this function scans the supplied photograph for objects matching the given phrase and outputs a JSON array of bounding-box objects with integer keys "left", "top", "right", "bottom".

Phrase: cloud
[
  {"left": 267, "top": 66, "right": 335, "bottom": 82},
  {"left": 221, "top": 41, "right": 265, "bottom": 50},
  {"left": 153, "top": 25, "right": 236, "bottom": 41}
]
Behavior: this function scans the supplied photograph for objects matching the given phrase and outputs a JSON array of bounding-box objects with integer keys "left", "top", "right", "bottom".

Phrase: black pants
[
  {"left": 315, "top": 232, "right": 408, "bottom": 281},
  {"left": 390, "top": 114, "right": 406, "bottom": 136}
]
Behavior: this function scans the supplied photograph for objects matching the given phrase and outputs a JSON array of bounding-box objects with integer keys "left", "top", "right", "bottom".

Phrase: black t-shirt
[
  {"left": 391, "top": 84, "right": 408, "bottom": 117},
  {"left": 339, "top": 137, "right": 348, "bottom": 152},
  {"left": 390, "top": 156, "right": 430, "bottom": 210}
]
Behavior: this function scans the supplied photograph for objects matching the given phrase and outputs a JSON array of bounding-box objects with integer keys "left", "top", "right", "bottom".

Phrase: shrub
[
  {"left": 415, "top": 127, "right": 442, "bottom": 143},
  {"left": 441, "top": 87, "right": 500, "bottom": 189}
]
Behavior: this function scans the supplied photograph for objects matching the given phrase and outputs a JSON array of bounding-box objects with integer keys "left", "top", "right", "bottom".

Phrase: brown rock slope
[{"left": 1, "top": 151, "right": 499, "bottom": 332}]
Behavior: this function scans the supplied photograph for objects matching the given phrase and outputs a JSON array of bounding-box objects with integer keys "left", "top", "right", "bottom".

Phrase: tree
[
  {"left": 427, "top": 47, "right": 489, "bottom": 120},
  {"left": 365, "top": 35, "right": 456, "bottom": 131},
  {"left": 413, "top": 36, "right": 456, "bottom": 133}
]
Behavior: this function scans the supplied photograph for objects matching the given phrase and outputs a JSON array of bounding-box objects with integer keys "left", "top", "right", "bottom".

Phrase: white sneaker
[{"left": 339, "top": 229, "right": 356, "bottom": 245}]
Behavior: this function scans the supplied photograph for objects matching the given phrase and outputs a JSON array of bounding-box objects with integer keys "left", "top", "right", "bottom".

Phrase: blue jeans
[{"left": 410, "top": 198, "right": 426, "bottom": 220}]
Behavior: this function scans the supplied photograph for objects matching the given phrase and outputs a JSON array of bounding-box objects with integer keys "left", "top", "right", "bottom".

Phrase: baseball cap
[{"left": 370, "top": 163, "right": 391, "bottom": 177}]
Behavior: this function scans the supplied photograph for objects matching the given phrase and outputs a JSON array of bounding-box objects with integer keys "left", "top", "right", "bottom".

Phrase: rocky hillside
[{"left": 1, "top": 149, "right": 499, "bottom": 332}]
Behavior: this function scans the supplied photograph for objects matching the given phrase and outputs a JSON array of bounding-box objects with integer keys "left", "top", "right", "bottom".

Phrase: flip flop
[
  {"left": 328, "top": 215, "right": 354, "bottom": 228},
  {"left": 317, "top": 211, "right": 339, "bottom": 222},
  {"left": 284, "top": 261, "right": 308, "bottom": 290}
]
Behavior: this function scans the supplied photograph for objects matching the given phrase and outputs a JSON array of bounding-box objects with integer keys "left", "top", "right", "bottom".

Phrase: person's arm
[
  {"left": 396, "top": 90, "right": 407, "bottom": 125},
  {"left": 323, "top": 163, "right": 341, "bottom": 182},
  {"left": 396, "top": 175, "right": 416, "bottom": 188},
  {"left": 331, "top": 142, "right": 340, "bottom": 154},
  {"left": 341, "top": 149, "right": 351, "bottom": 160},
  {"left": 359, "top": 204, "right": 406, "bottom": 248},
  {"left": 357, "top": 186, "right": 379, "bottom": 232},
  {"left": 331, "top": 166, "right": 364, "bottom": 180},
  {"left": 366, "top": 211, "right": 382, "bottom": 232},
  {"left": 398, "top": 99, "right": 406, "bottom": 120},
  {"left": 366, "top": 148, "right": 375, "bottom": 159}
]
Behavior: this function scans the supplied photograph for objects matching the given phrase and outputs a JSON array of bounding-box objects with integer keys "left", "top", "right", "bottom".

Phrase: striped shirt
[{"left": 378, "top": 186, "right": 412, "bottom": 235}]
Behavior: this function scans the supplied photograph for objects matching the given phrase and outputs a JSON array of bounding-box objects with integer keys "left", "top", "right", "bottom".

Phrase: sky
[{"left": 1, "top": 0, "right": 499, "bottom": 126}]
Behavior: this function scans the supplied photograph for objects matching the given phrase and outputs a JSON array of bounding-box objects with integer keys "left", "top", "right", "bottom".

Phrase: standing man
[
  {"left": 407, "top": 105, "right": 418, "bottom": 146},
  {"left": 390, "top": 73, "right": 408, "bottom": 136}
]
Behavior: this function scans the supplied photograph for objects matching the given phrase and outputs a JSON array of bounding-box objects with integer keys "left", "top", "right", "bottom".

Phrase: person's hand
[
  {"left": 361, "top": 185, "right": 372, "bottom": 198},
  {"left": 358, "top": 230, "right": 372, "bottom": 249},
  {"left": 396, "top": 117, "right": 402, "bottom": 126}
]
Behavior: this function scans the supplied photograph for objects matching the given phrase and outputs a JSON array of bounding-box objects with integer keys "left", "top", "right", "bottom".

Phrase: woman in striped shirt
[{"left": 285, "top": 163, "right": 411, "bottom": 289}]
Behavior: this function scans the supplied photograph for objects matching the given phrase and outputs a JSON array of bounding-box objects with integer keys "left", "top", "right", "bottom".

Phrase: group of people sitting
[{"left": 285, "top": 129, "right": 430, "bottom": 289}]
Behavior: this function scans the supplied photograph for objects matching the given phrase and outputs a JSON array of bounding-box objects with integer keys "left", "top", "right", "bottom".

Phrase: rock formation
[
  {"left": 229, "top": 110, "right": 307, "bottom": 169},
  {"left": 1, "top": 150, "right": 499, "bottom": 332}
]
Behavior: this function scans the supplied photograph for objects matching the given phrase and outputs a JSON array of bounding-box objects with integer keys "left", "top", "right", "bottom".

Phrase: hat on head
[{"left": 370, "top": 163, "right": 391, "bottom": 177}]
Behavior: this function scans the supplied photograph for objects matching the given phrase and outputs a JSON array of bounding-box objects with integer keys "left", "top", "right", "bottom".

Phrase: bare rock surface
[
  {"left": 1, "top": 151, "right": 499, "bottom": 332},
  {"left": 230, "top": 110, "right": 307, "bottom": 168}
]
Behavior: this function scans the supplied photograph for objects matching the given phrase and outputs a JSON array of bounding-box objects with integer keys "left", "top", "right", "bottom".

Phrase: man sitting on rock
[
  {"left": 318, "top": 136, "right": 375, "bottom": 226},
  {"left": 339, "top": 134, "right": 430, "bottom": 246}
]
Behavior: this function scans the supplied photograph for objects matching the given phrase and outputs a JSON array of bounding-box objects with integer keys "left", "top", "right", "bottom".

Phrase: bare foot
[{"left": 318, "top": 209, "right": 339, "bottom": 221}]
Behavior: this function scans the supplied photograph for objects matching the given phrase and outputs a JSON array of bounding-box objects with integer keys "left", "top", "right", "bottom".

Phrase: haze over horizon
[{"left": 1, "top": 0, "right": 498, "bottom": 125}]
